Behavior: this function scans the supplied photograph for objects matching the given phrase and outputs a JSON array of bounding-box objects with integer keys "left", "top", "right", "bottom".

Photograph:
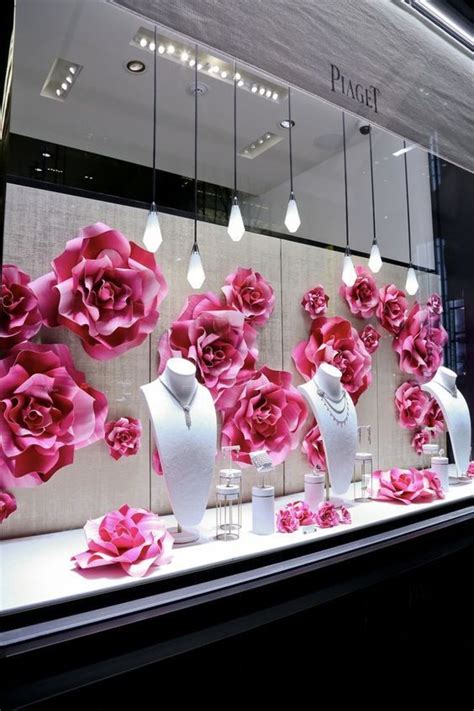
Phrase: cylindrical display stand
[
  {"left": 304, "top": 472, "right": 325, "bottom": 512},
  {"left": 430, "top": 455, "right": 450, "bottom": 491},
  {"left": 252, "top": 485, "right": 275, "bottom": 535}
]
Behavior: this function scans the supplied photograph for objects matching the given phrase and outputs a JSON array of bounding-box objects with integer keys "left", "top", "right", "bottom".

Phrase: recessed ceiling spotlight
[
  {"left": 55, "top": 88, "right": 62, "bottom": 96},
  {"left": 258, "top": 138, "right": 264, "bottom": 144},
  {"left": 251, "top": 84, "right": 258, "bottom": 93},
  {"left": 234, "top": 72, "right": 241, "bottom": 81},
  {"left": 158, "top": 44, "right": 165, "bottom": 54},
  {"left": 66, "top": 75, "right": 73, "bottom": 84},
  {"left": 35, "top": 167, "right": 42, "bottom": 172},
  {"left": 250, "top": 143, "right": 256, "bottom": 150},
  {"left": 265, "top": 89, "right": 272, "bottom": 98},
  {"left": 69, "top": 66, "right": 76, "bottom": 74},
  {"left": 279, "top": 119, "right": 296, "bottom": 129},
  {"left": 41, "top": 58, "right": 82, "bottom": 102},
  {"left": 139, "top": 37, "right": 147, "bottom": 47},
  {"left": 42, "top": 152, "right": 51, "bottom": 158},
  {"left": 212, "top": 64, "right": 220, "bottom": 73},
  {"left": 272, "top": 92, "right": 279, "bottom": 100},
  {"left": 126, "top": 59, "right": 146, "bottom": 73},
  {"left": 189, "top": 58, "right": 196, "bottom": 67},
  {"left": 149, "top": 41, "right": 156, "bottom": 51},
  {"left": 221, "top": 70, "right": 228, "bottom": 78},
  {"left": 61, "top": 82, "right": 68, "bottom": 91},
  {"left": 240, "top": 131, "right": 283, "bottom": 159},
  {"left": 265, "top": 133, "right": 271, "bottom": 140},
  {"left": 237, "top": 79, "right": 244, "bottom": 87},
  {"left": 258, "top": 86, "right": 266, "bottom": 95},
  {"left": 181, "top": 50, "right": 189, "bottom": 61},
  {"left": 167, "top": 44, "right": 175, "bottom": 54},
  {"left": 197, "top": 62, "right": 203, "bottom": 70}
]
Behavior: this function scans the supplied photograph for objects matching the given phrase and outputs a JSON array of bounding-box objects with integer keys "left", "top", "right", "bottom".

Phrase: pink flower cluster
[
  {"left": 467, "top": 462, "right": 474, "bottom": 478},
  {"left": 1, "top": 265, "right": 42, "bottom": 352},
  {"left": 394, "top": 380, "right": 444, "bottom": 432},
  {"left": 301, "top": 421, "right": 327, "bottom": 471},
  {"left": 72, "top": 504, "right": 173, "bottom": 577},
  {"left": 301, "top": 285, "right": 329, "bottom": 319},
  {"left": 0, "top": 490, "right": 17, "bottom": 522},
  {"left": 276, "top": 500, "right": 351, "bottom": 533},
  {"left": 373, "top": 467, "right": 445, "bottom": 505},
  {"left": 339, "top": 266, "right": 379, "bottom": 319},
  {"left": 104, "top": 417, "right": 142, "bottom": 460},
  {"left": 393, "top": 303, "right": 447, "bottom": 382}
]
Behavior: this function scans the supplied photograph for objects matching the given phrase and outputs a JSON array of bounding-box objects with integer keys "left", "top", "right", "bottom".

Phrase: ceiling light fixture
[
  {"left": 392, "top": 144, "right": 415, "bottom": 157},
  {"left": 140, "top": 37, "right": 147, "bottom": 47},
  {"left": 142, "top": 26, "right": 163, "bottom": 253},
  {"left": 42, "top": 151, "right": 51, "bottom": 158},
  {"left": 227, "top": 60, "right": 245, "bottom": 242},
  {"left": 409, "top": 0, "right": 473, "bottom": 51},
  {"left": 283, "top": 88, "right": 301, "bottom": 233},
  {"left": 187, "top": 44, "right": 206, "bottom": 289},
  {"left": 240, "top": 131, "right": 282, "bottom": 159},
  {"left": 365, "top": 125, "right": 383, "bottom": 273},
  {"left": 126, "top": 59, "right": 146, "bottom": 73},
  {"left": 341, "top": 113, "right": 357, "bottom": 287},
  {"left": 402, "top": 139, "right": 419, "bottom": 295},
  {"left": 41, "top": 57, "right": 82, "bottom": 102},
  {"left": 279, "top": 118, "right": 295, "bottom": 129}
]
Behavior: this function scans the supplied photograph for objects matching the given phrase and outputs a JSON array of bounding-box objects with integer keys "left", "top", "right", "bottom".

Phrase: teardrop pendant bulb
[
  {"left": 342, "top": 248, "right": 357, "bottom": 287},
  {"left": 405, "top": 265, "right": 419, "bottom": 295},
  {"left": 284, "top": 191, "right": 301, "bottom": 233},
  {"left": 143, "top": 202, "right": 163, "bottom": 252},
  {"left": 187, "top": 243, "right": 206, "bottom": 289},
  {"left": 227, "top": 196, "right": 245, "bottom": 241},
  {"left": 368, "top": 239, "right": 382, "bottom": 273}
]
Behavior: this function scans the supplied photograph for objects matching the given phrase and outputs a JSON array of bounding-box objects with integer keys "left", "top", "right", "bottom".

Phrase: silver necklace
[
  {"left": 435, "top": 380, "right": 458, "bottom": 399},
  {"left": 159, "top": 378, "right": 198, "bottom": 429},
  {"left": 313, "top": 380, "right": 349, "bottom": 426}
]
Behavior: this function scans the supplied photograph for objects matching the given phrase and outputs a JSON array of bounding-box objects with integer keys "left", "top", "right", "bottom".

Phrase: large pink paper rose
[
  {"left": 315, "top": 501, "right": 340, "bottom": 528},
  {"left": 373, "top": 467, "right": 435, "bottom": 504},
  {"left": 30, "top": 223, "right": 168, "bottom": 360},
  {"left": 292, "top": 316, "right": 372, "bottom": 405},
  {"left": 394, "top": 380, "right": 429, "bottom": 430},
  {"left": 0, "top": 342, "right": 107, "bottom": 488},
  {"left": 0, "top": 490, "right": 17, "bottom": 522},
  {"left": 422, "top": 398, "right": 445, "bottom": 434},
  {"left": 276, "top": 507, "right": 299, "bottom": 533},
  {"left": 0, "top": 265, "right": 42, "bottom": 351},
  {"left": 339, "top": 265, "right": 379, "bottom": 319},
  {"left": 301, "top": 285, "right": 329, "bottom": 319},
  {"left": 222, "top": 267, "right": 275, "bottom": 327},
  {"left": 158, "top": 293, "right": 257, "bottom": 408},
  {"left": 411, "top": 428, "right": 431, "bottom": 455},
  {"left": 376, "top": 284, "right": 408, "bottom": 335},
  {"left": 105, "top": 417, "right": 142, "bottom": 460},
  {"left": 423, "top": 470, "right": 445, "bottom": 499},
  {"left": 467, "top": 462, "right": 474, "bottom": 478},
  {"left": 288, "top": 500, "right": 317, "bottom": 525},
  {"left": 393, "top": 304, "right": 447, "bottom": 381},
  {"left": 152, "top": 447, "right": 163, "bottom": 476},
  {"left": 301, "top": 421, "right": 327, "bottom": 471},
  {"left": 360, "top": 325, "right": 381, "bottom": 354},
  {"left": 72, "top": 504, "right": 173, "bottom": 577},
  {"left": 221, "top": 366, "right": 308, "bottom": 466}
]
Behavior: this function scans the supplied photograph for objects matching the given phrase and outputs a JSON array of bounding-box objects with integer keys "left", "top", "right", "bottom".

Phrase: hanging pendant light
[
  {"left": 227, "top": 61, "right": 245, "bottom": 242},
  {"left": 187, "top": 45, "right": 205, "bottom": 289},
  {"left": 402, "top": 140, "right": 419, "bottom": 295},
  {"left": 367, "top": 126, "right": 383, "bottom": 273},
  {"left": 142, "top": 26, "right": 163, "bottom": 252},
  {"left": 341, "top": 113, "right": 357, "bottom": 287},
  {"left": 284, "top": 87, "right": 301, "bottom": 233}
]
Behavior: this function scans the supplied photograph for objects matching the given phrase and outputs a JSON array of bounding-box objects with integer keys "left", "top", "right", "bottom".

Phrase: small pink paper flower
[
  {"left": 105, "top": 417, "right": 142, "bottom": 460},
  {"left": 301, "top": 285, "right": 329, "bottom": 319},
  {"left": 422, "top": 398, "right": 445, "bottom": 434},
  {"left": 339, "top": 506, "right": 352, "bottom": 524},
  {"left": 467, "top": 462, "right": 474, "bottom": 478},
  {"left": 0, "top": 491, "right": 17, "bottom": 522},
  {"left": 373, "top": 467, "right": 435, "bottom": 504},
  {"left": 301, "top": 422, "right": 327, "bottom": 471},
  {"left": 31, "top": 223, "right": 168, "bottom": 360},
  {"left": 0, "top": 265, "right": 42, "bottom": 351},
  {"left": 423, "top": 470, "right": 445, "bottom": 499},
  {"left": 277, "top": 507, "right": 300, "bottom": 533},
  {"left": 72, "top": 504, "right": 173, "bottom": 577},
  {"left": 315, "top": 501, "right": 340, "bottom": 528},
  {"left": 395, "top": 380, "right": 429, "bottom": 430},
  {"left": 411, "top": 428, "right": 431, "bottom": 455},
  {"left": 360, "top": 325, "right": 381, "bottom": 354},
  {"left": 393, "top": 304, "right": 447, "bottom": 381},
  {"left": 339, "top": 265, "right": 379, "bottom": 319},
  {"left": 288, "top": 500, "right": 317, "bottom": 526},
  {"left": 222, "top": 267, "right": 275, "bottom": 327},
  {"left": 376, "top": 284, "right": 408, "bottom": 335},
  {"left": 152, "top": 448, "right": 163, "bottom": 476},
  {"left": 426, "top": 293, "right": 443, "bottom": 315}
]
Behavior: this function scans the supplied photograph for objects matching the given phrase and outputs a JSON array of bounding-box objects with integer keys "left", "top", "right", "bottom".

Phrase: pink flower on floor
[
  {"left": 393, "top": 303, "right": 448, "bottom": 381},
  {"left": 30, "top": 223, "right": 168, "bottom": 360},
  {"left": 0, "top": 265, "right": 43, "bottom": 352},
  {"left": 221, "top": 366, "right": 308, "bottom": 466},
  {"left": 288, "top": 500, "right": 317, "bottom": 526},
  {"left": 72, "top": 504, "right": 173, "bottom": 577},
  {"left": 0, "top": 343, "right": 107, "bottom": 488},
  {"left": 222, "top": 267, "right": 275, "bottom": 327},
  {"left": 152, "top": 448, "right": 163, "bottom": 476},
  {"left": 315, "top": 501, "right": 340, "bottom": 528},
  {"left": 301, "top": 285, "right": 329, "bottom": 319},
  {"left": 339, "top": 265, "right": 379, "bottom": 319},
  {"left": 373, "top": 467, "right": 435, "bottom": 504},
  {"left": 423, "top": 470, "right": 445, "bottom": 499},
  {"left": 360, "top": 325, "right": 381, "bottom": 355},
  {"left": 105, "top": 417, "right": 142, "bottom": 460},
  {"left": 292, "top": 315, "right": 372, "bottom": 405},
  {"left": 277, "top": 507, "right": 300, "bottom": 533},
  {"left": 376, "top": 284, "right": 408, "bottom": 335},
  {"left": 395, "top": 380, "right": 429, "bottom": 430},
  {"left": 0, "top": 491, "right": 17, "bottom": 522},
  {"left": 339, "top": 506, "right": 352, "bottom": 524},
  {"left": 422, "top": 398, "right": 445, "bottom": 434},
  {"left": 467, "top": 462, "right": 474, "bottom": 478},
  {"left": 411, "top": 428, "right": 431, "bottom": 455},
  {"left": 426, "top": 293, "right": 443, "bottom": 316},
  {"left": 301, "top": 422, "right": 327, "bottom": 471}
]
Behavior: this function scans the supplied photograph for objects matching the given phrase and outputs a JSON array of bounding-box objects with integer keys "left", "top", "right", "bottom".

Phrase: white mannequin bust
[
  {"left": 141, "top": 357, "right": 217, "bottom": 543},
  {"left": 298, "top": 363, "right": 358, "bottom": 496},
  {"left": 421, "top": 366, "right": 471, "bottom": 476}
]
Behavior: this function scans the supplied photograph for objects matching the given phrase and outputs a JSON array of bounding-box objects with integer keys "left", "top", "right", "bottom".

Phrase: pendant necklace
[
  {"left": 159, "top": 378, "right": 198, "bottom": 429},
  {"left": 435, "top": 380, "right": 458, "bottom": 399},
  {"left": 313, "top": 380, "right": 349, "bottom": 426}
]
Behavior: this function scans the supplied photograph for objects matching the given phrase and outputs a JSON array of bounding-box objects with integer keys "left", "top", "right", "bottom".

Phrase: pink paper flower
[
  {"left": 158, "top": 292, "right": 257, "bottom": 409},
  {"left": 422, "top": 398, "right": 445, "bottom": 434},
  {"left": 276, "top": 507, "right": 300, "bottom": 533},
  {"left": 339, "top": 506, "right": 352, "bottom": 524},
  {"left": 0, "top": 265, "right": 42, "bottom": 352},
  {"left": 339, "top": 265, "right": 379, "bottom": 319},
  {"left": 467, "top": 462, "right": 474, "bottom": 478},
  {"left": 423, "top": 470, "right": 445, "bottom": 499},
  {"left": 315, "top": 501, "right": 340, "bottom": 528},
  {"left": 152, "top": 447, "right": 163, "bottom": 476},
  {"left": 0, "top": 342, "right": 107, "bottom": 488},
  {"left": 222, "top": 267, "right": 275, "bottom": 327},
  {"left": 301, "top": 421, "right": 327, "bottom": 471},
  {"left": 0, "top": 491, "right": 17, "bottom": 522},
  {"left": 72, "top": 504, "right": 173, "bottom": 577},
  {"left": 288, "top": 500, "right": 317, "bottom": 526},
  {"left": 395, "top": 380, "right": 429, "bottom": 430},
  {"left": 105, "top": 417, "right": 142, "bottom": 460},
  {"left": 301, "top": 285, "right": 329, "bottom": 319},
  {"left": 393, "top": 304, "right": 448, "bottom": 381},
  {"left": 376, "top": 284, "right": 408, "bottom": 335},
  {"left": 411, "top": 428, "right": 431, "bottom": 455},
  {"left": 292, "top": 315, "right": 372, "bottom": 405},
  {"left": 221, "top": 366, "right": 308, "bottom": 466},
  {"left": 30, "top": 223, "right": 168, "bottom": 360},
  {"left": 360, "top": 325, "right": 381, "bottom": 354},
  {"left": 373, "top": 467, "right": 435, "bottom": 504},
  {"left": 426, "top": 293, "right": 443, "bottom": 315}
]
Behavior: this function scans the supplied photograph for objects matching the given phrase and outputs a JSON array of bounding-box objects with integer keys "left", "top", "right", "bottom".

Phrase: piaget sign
[{"left": 330, "top": 63, "right": 380, "bottom": 113}]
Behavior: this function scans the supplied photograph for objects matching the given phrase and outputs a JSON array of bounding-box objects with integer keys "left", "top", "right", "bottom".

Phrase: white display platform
[{"left": 1, "top": 475, "right": 472, "bottom": 614}]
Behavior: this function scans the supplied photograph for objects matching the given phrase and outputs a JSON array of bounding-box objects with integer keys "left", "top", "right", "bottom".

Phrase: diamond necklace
[
  {"left": 313, "top": 380, "right": 349, "bottom": 426},
  {"left": 434, "top": 380, "right": 458, "bottom": 399},
  {"left": 159, "top": 378, "right": 198, "bottom": 429}
]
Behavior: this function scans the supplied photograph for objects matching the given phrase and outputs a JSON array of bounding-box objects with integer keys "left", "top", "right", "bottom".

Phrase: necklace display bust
[
  {"left": 422, "top": 366, "right": 471, "bottom": 476},
  {"left": 141, "top": 357, "right": 217, "bottom": 543},
  {"left": 298, "top": 363, "right": 358, "bottom": 496}
]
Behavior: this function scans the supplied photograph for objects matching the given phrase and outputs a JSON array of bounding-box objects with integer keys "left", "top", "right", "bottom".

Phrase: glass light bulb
[
  {"left": 284, "top": 194, "right": 301, "bottom": 233},
  {"left": 342, "top": 252, "right": 357, "bottom": 286},
  {"left": 187, "top": 244, "right": 206, "bottom": 289},
  {"left": 368, "top": 241, "right": 383, "bottom": 273},
  {"left": 142, "top": 206, "right": 163, "bottom": 252},
  {"left": 405, "top": 266, "right": 419, "bottom": 295},
  {"left": 227, "top": 199, "right": 245, "bottom": 241}
]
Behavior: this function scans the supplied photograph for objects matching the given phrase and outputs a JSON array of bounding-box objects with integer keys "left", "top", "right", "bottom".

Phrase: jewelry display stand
[
  {"left": 298, "top": 363, "right": 358, "bottom": 499},
  {"left": 422, "top": 366, "right": 471, "bottom": 481},
  {"left": 141, "top": 357, "right": 217, "bottom": 543}
]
